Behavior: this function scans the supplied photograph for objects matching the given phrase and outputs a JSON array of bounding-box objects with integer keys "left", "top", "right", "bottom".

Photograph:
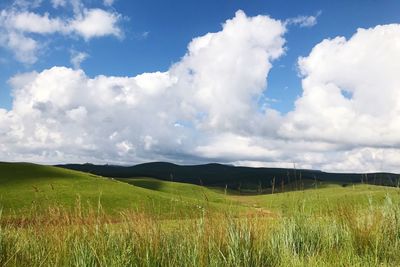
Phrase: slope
[
  {"left": 59, "top": 162, "right": 400, "bottom": 191},
  {"left": 118, "top": 177, "right": 229, "bottom": 204},
  {"left": 0, "top": 162, "right": 236, "bottom": 217},
  {"left": 231, "top": 184, "right": 400, "bottom": 214}
]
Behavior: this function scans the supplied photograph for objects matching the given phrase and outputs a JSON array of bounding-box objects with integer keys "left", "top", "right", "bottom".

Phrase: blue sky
[
  {"left": 1, "top": 0, "right": 400, "bottom": 171},
  {"left": 2, "top": 0, "right": 399, "bottom": 111}
]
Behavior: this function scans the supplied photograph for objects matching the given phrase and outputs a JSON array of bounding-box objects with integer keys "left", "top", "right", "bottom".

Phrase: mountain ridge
[{"left": 57, "top": 162, "right": 400, "bottom": 190}]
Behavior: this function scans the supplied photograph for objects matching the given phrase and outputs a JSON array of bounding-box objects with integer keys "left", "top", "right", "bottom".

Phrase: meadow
[{"left": 1, "top": 162, "right": 400, "bottom": 266}]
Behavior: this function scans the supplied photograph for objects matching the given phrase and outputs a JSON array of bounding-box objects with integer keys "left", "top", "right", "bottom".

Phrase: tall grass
[{"left": 1, "top": 195, "right": 400, "bottom": 266}]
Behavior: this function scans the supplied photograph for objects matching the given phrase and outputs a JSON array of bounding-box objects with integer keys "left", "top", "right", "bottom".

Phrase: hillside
[
  {"left": 0, "top": 162, "right": 236, "bottom": 216},
  {"left": 59, "top": 162, "right": 400, "bottom": 191},
  {"left": 2, "top": 162, "right": 400, "bottom": 218},
  {"left": 231, "top": 183, "right": 400, "bottom": 214},
  {"left": 118, "top": 177, "right": 229, "bottom": 204},
  {"left": 2, "top": 163, "right": 400, "bottom": 266}
]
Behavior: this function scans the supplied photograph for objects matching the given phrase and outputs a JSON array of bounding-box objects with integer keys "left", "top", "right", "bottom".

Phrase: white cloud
[
  {"left": 0, "top": 1, "right": 123, "bottom": 63},
  {"left": 70, "top": 0, "right": 84, "bottom": 16},
  {"left": 282, "top": 24, "right": 400, "bottom": 147},
  {"left": 5, "top": 32, "right": 38, "bottom": 64},
  {"left": 195, "top": 133, "right": 279, "bottom": 160},
  {"left": 1, "top": 7, "right": 122, "bottom": 38},
  {"left": 276, "top": 23, "right": 400, "bottom": 171},
  {"left": 9, "top": 11, "right": 66, "bottom": 34},
  {"left": 103, "top": 0, "right": 115, "bottom": 7},
  {"left": 70, "top": 50, "right": 88, "bottom": 69},
  {"left": 2, "top": 10, "right": 400, "bottom": 173},
  {"left": 140, "top": 31, "right": 149, "bottom": 39},
  {"left": 172, "top": 10, "right": 285, "bottom": 132},
  {"left": 51, "top": 0, "right": 66, "bottom": 9},
  {"left": 116, "top": 141, "right": 134, "bottom": 155},
  {"left": 70, "top": 8, "right": 122, "bottom": 40},
  {"left": 0, "top": 11, "right": 287, "bottom": 165},
  {"left": 286, "top": 11, "right": 321, "bottom": 28},
  {"left": 12, "top": 0, "right": 43, "bottom": 10},
  {"left": 143, "top": 135, "right": 157, "bottom": 151}
]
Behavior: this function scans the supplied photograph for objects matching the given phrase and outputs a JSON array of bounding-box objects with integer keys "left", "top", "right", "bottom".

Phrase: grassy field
[
  {"left": 230, "top": 183, "right": 400, "bottom": 215},
  {"left": 118, "top": 177, "right": 233, "bottom": 204},
  {"left": 0, "top": 162, "right": 239, "bottom": 218},
  {"left": 1, "top": 162, "right": 400, "bottom": 266}
]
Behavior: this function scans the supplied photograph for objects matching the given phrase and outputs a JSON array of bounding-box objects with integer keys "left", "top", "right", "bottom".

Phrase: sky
[{"left": 1, "top": 0, "right": 400, "bottom": 172}]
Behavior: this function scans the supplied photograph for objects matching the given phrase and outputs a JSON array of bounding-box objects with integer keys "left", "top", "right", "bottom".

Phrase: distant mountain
[{"left": 57, "top": 162, "right": 400, "bottom": 191}]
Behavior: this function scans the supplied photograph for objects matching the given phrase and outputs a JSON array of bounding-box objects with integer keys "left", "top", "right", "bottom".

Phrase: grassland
[
  {"left": 1, "top": 162, "right": 400, "bottom": 266},
  {"left": 230, "top": 183, "right": 400, "bottom": 215},
  {"left": 0, "top": 162, "right": 238, "bottom": 218}
]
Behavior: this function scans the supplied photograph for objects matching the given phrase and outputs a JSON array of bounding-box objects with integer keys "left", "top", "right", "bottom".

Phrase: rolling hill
[
  {"left": 59, "top": 162, "right": 400, "bottom": 192},
  {"left": 1, "top": 161, "right": 399, "bottom": 221},
  {"left": 0, "top": 162, "right": 238, "bottom": 217}
]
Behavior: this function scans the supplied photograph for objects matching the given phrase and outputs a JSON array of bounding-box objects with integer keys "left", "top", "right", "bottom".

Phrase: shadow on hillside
[{"left": 116, "top": 178, "right": 164, "bottom": 192}]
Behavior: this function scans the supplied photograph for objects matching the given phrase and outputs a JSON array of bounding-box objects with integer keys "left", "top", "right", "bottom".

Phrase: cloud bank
[
  {"left": 0, "top": 0, "right": 122, "bottom": 63},
  {"left": 1, "top": 10, "right": 400, "bottom": 172},
  {"left": 0, "top": 10, "right": 286, "bottom": 164}
]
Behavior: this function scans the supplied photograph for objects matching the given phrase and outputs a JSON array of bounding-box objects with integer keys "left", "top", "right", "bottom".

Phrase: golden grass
[{"left": 1, "top": 195, "right": 400, "bottom": 266}]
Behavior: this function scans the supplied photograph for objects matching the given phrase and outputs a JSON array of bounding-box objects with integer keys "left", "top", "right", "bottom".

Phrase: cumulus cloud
[
  {"left": 282, "top": 24, "right": 400, "bottom": 146},
  {"left": 171, "top": 10, "right": 285, "bottom": 132},
  {"left": 0, "top": 10, "right": 287, "bottom": 165},
  {"left": 2, "top": 10, "right": 400, "bottom": 173},
  {"left": 278, "top": 24, "right": 400, "bottom": 171},
  {"left": 0, "top": 0, "right": 123, "bottom": 63},
  {"left": 70, "top": 8, "right": 122, "bottom": 40}
]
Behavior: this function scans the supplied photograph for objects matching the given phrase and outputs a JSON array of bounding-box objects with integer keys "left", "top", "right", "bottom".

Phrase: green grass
[
  {"left": 208, "top": 179, "right": 345, "bottom": 195},
  {"left": 230, "top": 183, "right": 400, "bottom": 214},
  {"left": 2, "top": 162, "right": 400, "bottom": 266},
  {"left": 0, "top": 163, "right": 239, "bottom": 217},
  {"left": 118, "top": 177, "right": 231, "bottom": 204},
  {"left": 2, "top": 196, "right": 400, "bottom": 266},
  {"left": 2, "top": 162, "right": 399, "bottom": 217}
]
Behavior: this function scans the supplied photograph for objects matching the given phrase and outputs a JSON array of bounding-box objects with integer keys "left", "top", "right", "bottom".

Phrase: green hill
[
  {"left": 59, "top": 162, "right": 400, "bottom": 191},
  {"left": 118, "top": 177, "right": 229, "bottom": 204},
  {"left": 231, "top": 183, "right": 400, "bottom": 214},
  {"left": 0, "top": 162, "right": 236, "bottom": 217},
  {"left": 2, "top": 162, "right": 400, "bottom": 267},
  {"left": 2, "top": 162, "right": 399, "bottom": 219}
]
